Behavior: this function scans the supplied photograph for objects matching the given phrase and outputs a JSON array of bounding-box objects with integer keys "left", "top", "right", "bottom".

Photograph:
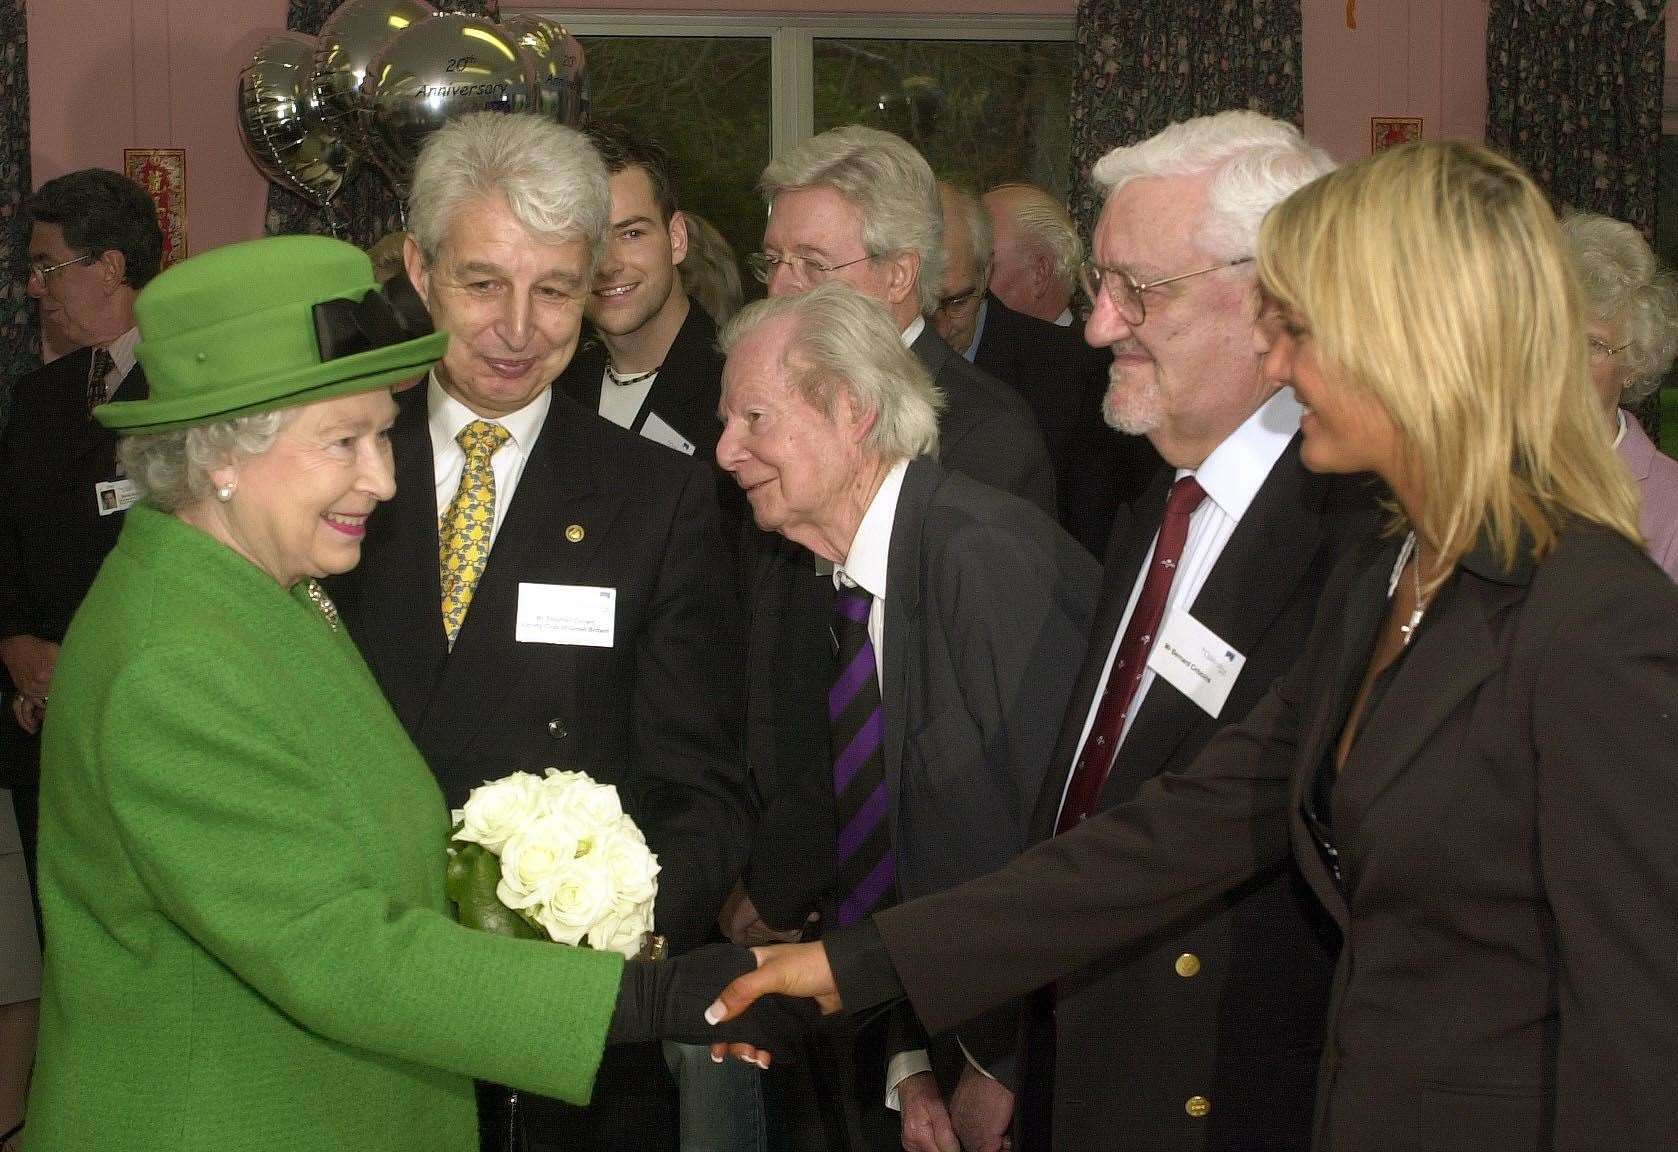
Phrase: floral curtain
[
  {"left": 1, "top": 0, "right": 35, "bottom": 427},
  {"left": 265, "top": 0, "right": 501, "bottom": 247},
  {"left": 1067, "top": 0, "right": 1303, "bottom": 237},
  {"left": 1486, "top": 0, "right": 1667, "bottom": 438}
]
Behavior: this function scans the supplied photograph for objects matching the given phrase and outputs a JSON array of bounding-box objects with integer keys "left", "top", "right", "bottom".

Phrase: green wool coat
[{"left": 26, "top": 505, "right": 623, "bottom": 1151}]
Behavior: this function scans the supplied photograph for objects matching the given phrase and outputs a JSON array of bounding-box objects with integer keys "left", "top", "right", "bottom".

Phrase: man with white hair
[
  {"left": 329, "top": 113, "right": 750, "bottom": 1152},
  {"left": 982, "top": 183, "right": 1082, "bottom": 326},
  {"left": 936, "top": 181, "right": 1160, "bottom": 558},
  {"left": 945, "top": 111, "right": 1381, "bottom": 1152},
  {"left": 719, "top": 281, "right": 1096, "bottom": 1152},
  {"left": 751, "top": 126, "right": 1056, "bottom": 519}
]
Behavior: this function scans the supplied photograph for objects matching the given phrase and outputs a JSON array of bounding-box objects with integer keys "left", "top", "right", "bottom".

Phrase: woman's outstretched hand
[{"left": 705, "top": 941, "right": 843, "bottom": 1030}]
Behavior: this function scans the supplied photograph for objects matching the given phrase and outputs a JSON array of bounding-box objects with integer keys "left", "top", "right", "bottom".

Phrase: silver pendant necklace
[{"left": 1395, "top": 532, "right": 1427, "bottom": 646}]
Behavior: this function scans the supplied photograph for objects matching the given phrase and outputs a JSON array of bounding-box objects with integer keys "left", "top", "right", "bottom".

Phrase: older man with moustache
[
  {"left": 935, "top": 182, "right": 1159, "bottom": 558},
  {"left": 327, "top": 113, "right": 750, "bottom": 1152},
  {"left": 751, "top": 126, "right": 1055, "bottom": 518}
]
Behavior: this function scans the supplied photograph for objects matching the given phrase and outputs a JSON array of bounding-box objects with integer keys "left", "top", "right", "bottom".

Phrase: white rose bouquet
[{"left": 446, "top": 768, "right": 661, "bottom": 959}]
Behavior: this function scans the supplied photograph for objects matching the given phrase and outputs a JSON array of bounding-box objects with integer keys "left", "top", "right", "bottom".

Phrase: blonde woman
[{"left": 714, "top": 141, "right": 1678, "bottom": 1150}]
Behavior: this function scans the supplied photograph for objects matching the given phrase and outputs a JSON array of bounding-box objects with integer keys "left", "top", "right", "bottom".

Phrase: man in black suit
[
  {"left": 718, "top": 282, "right": 1096, "bottom": 1152},
  {"left": 327, "top": 113, "right": 749, "bottom": 1152},
  {"left": 934, "top": 181, "right": 1160, "bottom": 558},
  {"left": 751, "top": 126, "right": 1056, "bottom": 520},
  {"left": 0, "top": 169, "right": 160, "bottom": 878},
  {"left": 931, "top": 113, "right": 1377, "bottom": 1152}
]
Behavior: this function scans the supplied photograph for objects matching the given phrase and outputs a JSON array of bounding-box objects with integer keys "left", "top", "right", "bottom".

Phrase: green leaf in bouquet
[{"left": 446, "top": 840, "right": 542, "bottom": 940}]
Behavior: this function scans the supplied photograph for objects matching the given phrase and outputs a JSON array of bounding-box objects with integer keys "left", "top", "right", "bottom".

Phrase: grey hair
[
  {"left": 1091, "top": 110, "right": 1335, "bottom": 261},
  {"left": 986, "top": 183, "right": 1082, "bottom": 293},
  {"left": 1561, "top": 212, "right": 1678, "bottom": 403},
  {"left": 718, "top": 281, "right": 943, "bottom": 463},
  {"left": 939, "top": 182, "right": 993, "bottom": 274},
  {"left": 118, "top": 410, "right": 292, "bottom": 512},
  {"left": 407, "top": 112, "right": 611, "bottom": 268},
  {"left": 760, "top": 126, "right": 944, "bottom": 314}
]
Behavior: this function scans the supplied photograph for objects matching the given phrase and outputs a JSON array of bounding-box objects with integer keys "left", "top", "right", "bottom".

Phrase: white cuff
[{"left": 883, "top": 1048, "right": 933, "bottom": 1111}]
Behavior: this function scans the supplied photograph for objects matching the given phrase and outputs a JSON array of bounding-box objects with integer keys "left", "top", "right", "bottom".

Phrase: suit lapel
[
  {"left": 416, "top": 396, "right": 624, "bottom": 762},
  {"left": 354, "top": 387, "right": 449, "bottom": 733},
  {"left": 1027, "top": 468, "right": 1170, "bottom": 839},
  {"left": 881, "top": 459, "right": 933, "bottom": 850}
]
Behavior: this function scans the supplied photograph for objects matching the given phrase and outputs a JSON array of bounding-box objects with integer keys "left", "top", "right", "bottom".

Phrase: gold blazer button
[
  {"left": 1174, "top": 953, "right": 1201, "bottom": 978},
  {"left": 1185, "top": 1095, "right": 1211, "bottom": 1118},
  {"left": 566, "top": 524, "right": 585, "bottom": 543}
]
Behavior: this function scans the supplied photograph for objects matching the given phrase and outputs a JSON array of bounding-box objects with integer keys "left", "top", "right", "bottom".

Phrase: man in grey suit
[
  {"left": 749, "top": 126, "right": 1056, "bottom": 520},
  {"left": 718, "top": 283, "right": 1097, "bottom": 1151}
]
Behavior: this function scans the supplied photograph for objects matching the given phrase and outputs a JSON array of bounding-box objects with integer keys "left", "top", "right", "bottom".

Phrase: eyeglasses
[
  {"left": 934, "top": 289, "right": 983, "bottom": 316},
  {"left": 26, "top": 253, "right": 95, "bottom": 283},
  {"left": 1079, "top": 256, "right": 1254, "bottom": 325},
  {"left": 746, "top": 251, "right": 876, "bottom": 285},
  {"left": 1588, "top": 336, "right": 1632, "bottom": 361}
]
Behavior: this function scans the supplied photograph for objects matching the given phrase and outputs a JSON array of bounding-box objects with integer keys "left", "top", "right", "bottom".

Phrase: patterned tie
[
  {"left": 87, "top": 346, "right": 116, "bottom": 411},
  {"left": 830, "top": 583, "right": 895, "bottom": 925},
  {"left": 1057, "top": 475, "right": 1207, "bottom": 832},
  {"left": 439, "top": 420, "right": 511, "bottom": 648}
]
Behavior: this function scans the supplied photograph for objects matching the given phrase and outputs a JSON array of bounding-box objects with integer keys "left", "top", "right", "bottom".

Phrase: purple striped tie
[{"left": 831, "top": 583, "right": 894, "bottom": 925}]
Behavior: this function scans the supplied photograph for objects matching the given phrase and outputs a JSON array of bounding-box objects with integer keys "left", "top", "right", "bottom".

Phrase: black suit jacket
[
  {"left": 557, "top": 305, "right": 750, "bottom": 575},
  {"left": 910, "top": 326, "right": 1057, "bottom": 520},
  {"left": 330, "top": 384, "right": 750, "bottom": 954},
  {"left": 742, "top": 457, "right": 1098, "bottom": 1079},
  {"left": 1020, "top": 441, "right": 1377, "bottom": 1151},
  {"left": 866, "top": 520, "right": 1678, "bottom": 1152},
  {"left": 973, "top": 295, "right": 1162, "bottom": 557},
  {"left": 0, "top": 348, "right": 147, "bottom": 790}
]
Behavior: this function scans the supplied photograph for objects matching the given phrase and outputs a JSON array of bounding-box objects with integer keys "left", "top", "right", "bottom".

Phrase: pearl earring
[{"left": 215, "top": 483, "right": 235, "bottom": 503}]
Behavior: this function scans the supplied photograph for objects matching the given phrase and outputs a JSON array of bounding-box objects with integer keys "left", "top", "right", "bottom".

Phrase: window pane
[
  {"left": 578, "top": 36, "right": 772, "bottom": 280},
  {"left": 813, "top": 38, "right": 1074, "bottom": 198}
]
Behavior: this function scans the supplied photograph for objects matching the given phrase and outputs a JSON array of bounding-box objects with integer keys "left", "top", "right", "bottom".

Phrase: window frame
[{"left": 549, "top": 12, "right": 1076, "bottom": 158}]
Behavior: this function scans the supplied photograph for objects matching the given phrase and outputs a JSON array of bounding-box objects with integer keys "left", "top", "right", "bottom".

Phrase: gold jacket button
[
  {"left": 1185, "top": 1095, "right": 1211, "bottom": 1118},
  {"left": 565, "top": 524, "right": 585, "bottom": 543},
  {"left": 1174, "top": 952, "right": 1201, "bottom": 978}
]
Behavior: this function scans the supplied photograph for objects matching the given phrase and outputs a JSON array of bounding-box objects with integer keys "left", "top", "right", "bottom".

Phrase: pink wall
[{"left": 29, "top": 1, "right": 1501, "bottom": 257}]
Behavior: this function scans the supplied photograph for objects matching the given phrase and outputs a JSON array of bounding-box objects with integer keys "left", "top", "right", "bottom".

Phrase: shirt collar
[
  {"left": 1180, "top": 388, "right": 1303, "bottom": 522},
  {"left": 1053, "top": 307, "right": 1074, "bottom": 327},
  {"left": 900, "top": 315, "right": 926, "bottom": 348},
  {"left": 105, "top": 326, "right": 141, "bottom": 379},
  {"left": 837, "top": 459, "right": 909, "bottom": 600},
  {"left": 961, "top": 299, "right": 988, "bottom": 362},
  {"left": 426, "top": 370, "right": 552, "bottom": 456}
]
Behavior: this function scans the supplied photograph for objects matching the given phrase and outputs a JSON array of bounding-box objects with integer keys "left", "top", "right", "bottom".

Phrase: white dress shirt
[
  {"left": 105, "top": 326, "right": 140, "bottom": 384},
  {"left": 426, "top": 372, "right": 551, "bottom": 551},
  {"left": 597, "top": 365, "right": 656, "bottom": 430},
  {"left": 1056, "top": 388, "right": 1303, "bottom": 824}
]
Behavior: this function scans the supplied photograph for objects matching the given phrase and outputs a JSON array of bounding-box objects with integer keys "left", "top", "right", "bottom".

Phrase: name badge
[
  {"left": 516, "top": 582, "right": 616, "bottom": 647},
  {"left": 640, "top": 411, "right": 696, "bottom": 456},
  {"left": 95, "top": 478, "right": 139, "bottom": 516},
  {"left": 1146, "top": 609, "right": 1246, "bottom": 719}
]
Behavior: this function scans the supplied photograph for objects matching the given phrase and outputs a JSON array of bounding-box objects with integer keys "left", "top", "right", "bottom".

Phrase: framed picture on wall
[
  {"left": 124, "top": 148, "right": 187, "bottom": 268},
  {"left": 1371, "top": 117, "right": 1424, "bottom": 154}
]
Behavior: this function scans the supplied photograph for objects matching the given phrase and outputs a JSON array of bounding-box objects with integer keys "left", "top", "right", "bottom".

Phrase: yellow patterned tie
[{"left": 440, "top": 419, "right": 511, "bottom": 648}]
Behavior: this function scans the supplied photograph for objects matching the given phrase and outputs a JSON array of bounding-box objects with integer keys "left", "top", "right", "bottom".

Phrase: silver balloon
[
  {"left": 314, "top": 0, "right": 438, "bottom": 151},
  {"left": 238, "top": 30, "right": 355, "bottom": 214},
  {"left": 500, "top": 14, "right": 590, "bottom": 127},
  {"left": 362, "top": 14, "right": 541, "bottom": 200}
]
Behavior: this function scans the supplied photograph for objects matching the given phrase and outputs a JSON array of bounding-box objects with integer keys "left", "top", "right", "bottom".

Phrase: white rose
[
  {"left": 495, "top": 812, "right": 581, "bottom": 908},
  {"left": 452, "top": 771, "right": 544, "bottom": 854},
  {"left": 567, "top": 778, "right": 626, "bottom": 828},
  {"left": 598, "top": 826, "right": 660, "bottom": 906},
  {"left": 533, "top": 856, "right": 615, "bottom": 943},
  {"left": 537, "top": 769, "right": 589, "bottom": 815}
]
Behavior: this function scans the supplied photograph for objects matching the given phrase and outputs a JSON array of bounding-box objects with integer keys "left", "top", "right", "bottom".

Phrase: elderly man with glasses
[{"left": 745, "top": 126, "right": 1055, "bottom": 520}]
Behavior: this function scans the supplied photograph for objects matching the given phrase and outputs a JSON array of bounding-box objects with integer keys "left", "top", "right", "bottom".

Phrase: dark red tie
[
  {"left": 1057, "top": 475, "right": 1206, "bottom": 833},
  {"left": 87, "top": 347, "right": 116, "bottom": 411}
]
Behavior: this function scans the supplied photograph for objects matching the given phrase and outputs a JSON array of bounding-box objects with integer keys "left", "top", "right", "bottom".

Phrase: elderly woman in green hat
[{"left": 21, "top": 235, "right": 778, "bottom": 1152}]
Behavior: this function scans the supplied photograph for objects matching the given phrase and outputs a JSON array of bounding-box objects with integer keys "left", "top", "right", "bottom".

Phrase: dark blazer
[
  {"left": 1022, "top": 442, "right": 1377, "bottom": 1151},
  {"left": 330, "top": 384, "right": 750, "bottom": 953},
  {"left": 556, "top": 305, "right": 749, "bottom": 571},
  {"left": 743, "top": 457, "right": 1098, "bottom": 1080},
  {"left": 910, "top": 326, "right": 1057, "bottom": 520},
  {"left": 973, "top": 295, "right": 1162, "bottom": 557},
  {"left": 868, "top": 519, "right": 1678, "bottom": 1152},
  {"left": 0, "top": 348, "right": 146, "bottom": 792}
]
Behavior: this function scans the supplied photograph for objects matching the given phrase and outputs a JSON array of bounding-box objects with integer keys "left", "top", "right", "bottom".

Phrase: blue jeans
[{"left": 663, "top": 1040, "right": 768, "bottom": 1152}]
